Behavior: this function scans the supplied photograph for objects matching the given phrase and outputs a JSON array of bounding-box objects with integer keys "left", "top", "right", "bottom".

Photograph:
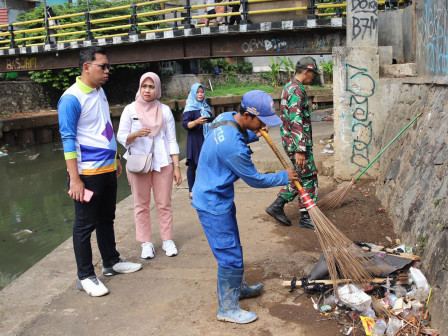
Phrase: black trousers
[{"left": 71, "top": 171, "right": 120, "bottom": 279}]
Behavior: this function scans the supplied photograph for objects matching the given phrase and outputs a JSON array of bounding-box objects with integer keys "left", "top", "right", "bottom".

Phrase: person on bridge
[
  {"left": 266, "top": 56, "right": 322, "bottom": 229},
  {"left": 191, "top": 90, "right": 298, "bottom": 324},
  {"left": 182, "top": 83, "right": 214, "bottom": 199},
  {"left": 58, "top": 46, "right": 142, "bottom": 297},
  {"left": 117, "top": 72, "right": 182, "bottom": 261}
]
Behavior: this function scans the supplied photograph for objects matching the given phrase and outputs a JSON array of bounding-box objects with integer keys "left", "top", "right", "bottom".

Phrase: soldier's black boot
[
  {"left": 299, "top": 211, "right": 315, "bottom": 230},
  {"left": 266, "top": 197, "right": 291, "bottom": 226}
]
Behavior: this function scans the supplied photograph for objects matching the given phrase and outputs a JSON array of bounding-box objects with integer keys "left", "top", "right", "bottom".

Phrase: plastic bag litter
[
  {"left": 386, "top": 316, "right": 403, "bottom": 336},
  {"left": 338, "top": 284, "right": 372, "bottom": 312}
]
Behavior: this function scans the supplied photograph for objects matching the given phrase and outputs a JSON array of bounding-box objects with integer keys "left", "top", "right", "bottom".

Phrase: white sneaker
[
  {"left": 162, "top": 240, "right": 178, "bottom": 257},
  {"left": 77, "top": 276, "right": 109, "bottom": 297},
  {"left": 141, "top": 242, "right": 155, "bottom": 259},
  {"left": 102, "top": 259, "right": 142, "bottom": 276}
]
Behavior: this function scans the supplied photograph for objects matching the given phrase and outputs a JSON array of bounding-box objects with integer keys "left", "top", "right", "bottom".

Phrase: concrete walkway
[{"left": 0, "top": 122, "right": 334, "bottom": 336}]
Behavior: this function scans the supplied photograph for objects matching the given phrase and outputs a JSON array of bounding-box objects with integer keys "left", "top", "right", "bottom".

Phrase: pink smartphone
[{"left": 68, "top": 188, "right": 94, "bottom": 202}]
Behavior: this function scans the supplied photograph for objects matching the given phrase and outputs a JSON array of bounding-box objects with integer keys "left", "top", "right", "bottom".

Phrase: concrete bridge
[
  {"left": 0, "top": 18, "right": 346, "bottom": 72},
  {"left": 0, "top": 0, "right": 410, "bottom": 72}
]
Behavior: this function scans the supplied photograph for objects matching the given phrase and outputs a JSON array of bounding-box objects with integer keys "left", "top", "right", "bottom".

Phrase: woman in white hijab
[{"left": 117, "top": 72, "right": 182, "bottom": 260}]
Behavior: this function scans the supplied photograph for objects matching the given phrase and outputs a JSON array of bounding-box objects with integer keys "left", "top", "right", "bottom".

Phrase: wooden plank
[
  {"left": 282, "top": 276, "right": 408, "bottom": 287},
  {"left": 361, "top": 246, "right": 420, "bottom": 261}
]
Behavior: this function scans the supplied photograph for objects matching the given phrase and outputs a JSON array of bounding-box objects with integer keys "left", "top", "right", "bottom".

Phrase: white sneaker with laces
[
  {"left": 77, "top": 276, "right": 109, "bottom": 297},
  {"left": 162, "top": 240, "right": 178, "bottom": 257},
  {"left": 141, "top": 242, "right": 155, "bottom": 259},
  {"left": 102, "top": 259, "right": 142, "bottom": 276}
]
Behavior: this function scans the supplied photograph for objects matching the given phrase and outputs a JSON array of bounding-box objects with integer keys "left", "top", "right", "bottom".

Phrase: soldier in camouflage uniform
[{"left": 266, "top": 56, "right": 321, "bottom": 229}]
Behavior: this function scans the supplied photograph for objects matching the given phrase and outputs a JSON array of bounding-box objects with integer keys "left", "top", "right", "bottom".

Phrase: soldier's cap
[
  {"left": 241, "top": 90, "right": 282, "bottom": 127},
  {"left": 296, "top": 56, "right": 323, "bottom": 74}
]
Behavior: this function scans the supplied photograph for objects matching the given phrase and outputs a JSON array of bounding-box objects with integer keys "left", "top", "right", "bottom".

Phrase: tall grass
[{"left": 207, "top": 82, "right": 278, "bottom": 97}]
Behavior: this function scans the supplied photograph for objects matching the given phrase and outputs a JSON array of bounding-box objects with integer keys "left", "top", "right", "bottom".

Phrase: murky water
[{"left": 0, "top": 122, "right": 186, "bottom": 291}]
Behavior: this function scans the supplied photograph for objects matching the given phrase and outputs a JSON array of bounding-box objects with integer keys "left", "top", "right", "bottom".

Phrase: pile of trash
[
  {"left": 320, "top": 139, "right": 334, "bottom": 154},
  {"left": 286, "top": 242, "right": 439, "bottom": 335}
]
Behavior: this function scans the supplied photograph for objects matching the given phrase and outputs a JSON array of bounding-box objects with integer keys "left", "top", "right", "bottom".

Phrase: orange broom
[
  {"left": 260, "top": 129, "right": 377, "bottom": 286},
  {"left": 318, "top": 112, "right": 422, "bottom": 210}
]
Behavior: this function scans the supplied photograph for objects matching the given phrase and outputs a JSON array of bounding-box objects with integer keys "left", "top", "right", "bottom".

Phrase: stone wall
[
  {"left": 0, "top": 81, "right": 58, "bottom": 114},
  {"left": 375, "top": 80, "right": 448, "bottom": 334}
]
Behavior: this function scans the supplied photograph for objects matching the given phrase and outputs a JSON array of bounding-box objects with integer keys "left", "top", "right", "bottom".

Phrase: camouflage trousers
[{"left": 277, "top": 153, "right": 318, "bottom": 210}]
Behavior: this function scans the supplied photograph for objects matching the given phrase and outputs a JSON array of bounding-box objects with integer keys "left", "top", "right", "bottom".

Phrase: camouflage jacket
[{"left": 280, "top": 78, "right": 313, "bottom": 156}]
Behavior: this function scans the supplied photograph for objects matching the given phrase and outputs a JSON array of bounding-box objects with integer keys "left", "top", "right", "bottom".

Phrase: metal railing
[{"left": 0, "top": 0, "right": 411, "bottom": 50}]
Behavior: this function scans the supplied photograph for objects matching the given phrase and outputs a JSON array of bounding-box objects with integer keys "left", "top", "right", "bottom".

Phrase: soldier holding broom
[{"left": 266, "top": 56, "right": 322, "bottom": 229}]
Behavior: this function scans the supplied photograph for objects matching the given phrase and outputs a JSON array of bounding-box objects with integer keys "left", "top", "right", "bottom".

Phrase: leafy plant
[
  {"left": 433, "top": 199, "right": 441, "bottom": 208},
  {"left": 29, "top": 68, "right": 80, "bottom": 91},
  {"left": 417, "top": 236, "right": 426, "bottom": 250},
  {"left": 262, "top": 56, "right": 284, "bottom": 87},
  {"left": 14, "top": 0, "right": 160, "bottom": 47},
  {"left": 200, "top": 58, "right": 253, "bottom": 75},
  {"left": 281, "top": 56, "right": 295, "bottom": 79},
  {"left": 320, "top": 60, "right": 333, "bottom": 76}
]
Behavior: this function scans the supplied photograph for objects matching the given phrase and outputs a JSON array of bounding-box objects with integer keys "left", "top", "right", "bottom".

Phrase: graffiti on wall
[
  {"left": 5, "top": 57, "right": 38, "bottom": 71},
  {"left": 418, "top": 0, "right": 448, "bottom": 75},
  {"left": 241, "top": 35, "right": 343, "bottom": 54},
  {"left": 343, "top": 63, "right": 377, "bottom": 172},
  {"left": 350, "top": 0, "right": 378, "bottom": 41}
]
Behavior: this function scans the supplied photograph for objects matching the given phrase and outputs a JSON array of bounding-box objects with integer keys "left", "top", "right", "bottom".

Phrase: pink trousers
[{"left": 127, "top": 165, "right": 174, "bottom": 243}]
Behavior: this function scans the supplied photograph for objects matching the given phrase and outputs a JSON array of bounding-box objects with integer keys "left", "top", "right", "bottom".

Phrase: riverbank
[
  {"left": 0, "top": 89, "right": 332, "bottom": 148},
  {"left": 0, "top": 121, "right": 398, "bottom": 336}
]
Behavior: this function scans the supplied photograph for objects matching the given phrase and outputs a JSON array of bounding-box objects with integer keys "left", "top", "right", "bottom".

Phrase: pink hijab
[{"left": 135, "top": 72, "right": 164, "bottom": 137}]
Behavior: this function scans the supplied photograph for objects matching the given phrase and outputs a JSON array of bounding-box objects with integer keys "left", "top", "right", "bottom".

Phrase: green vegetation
[
  {"left": 433, "top": 199, "right": 441, "bottom": 208},
  {"left": 320, "top": 60, "right": 333, "bottom": 77},
  {"left": 417, "top": 236, "right": 426, "bottom": 250},
  {"left": 262, "top": 56, "right": 298, "bottom": 87},
  {"left": 15, "top": 0, "right": 160, "bottom": 45},
  {"left": 200, "top": 58, "right": 253, "bottom": 76},
  {"left": 207, "top": 81, "right": 278, "bottom": 97}
]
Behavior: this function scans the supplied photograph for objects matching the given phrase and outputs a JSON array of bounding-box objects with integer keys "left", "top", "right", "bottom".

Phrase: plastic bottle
[
  {"left": 384, "top": 293, "right": 398, "bottom": 308},
  {"left": 372, "top": 319, "right": 387, "bottom": 336}
]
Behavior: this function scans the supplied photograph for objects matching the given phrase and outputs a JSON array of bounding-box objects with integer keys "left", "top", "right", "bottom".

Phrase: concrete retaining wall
[{"left": 375, "top": 80, "right": 448, "bottom": 334}]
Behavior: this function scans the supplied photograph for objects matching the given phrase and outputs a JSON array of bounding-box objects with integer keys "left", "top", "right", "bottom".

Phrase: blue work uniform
[{"left": 192, "top": 112, "right": 289, "bottom": 269}]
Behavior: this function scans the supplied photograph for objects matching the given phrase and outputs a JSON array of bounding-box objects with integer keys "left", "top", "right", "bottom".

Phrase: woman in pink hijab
[{"left": 117, "top": 72, "right": 182, "bottom": 260}]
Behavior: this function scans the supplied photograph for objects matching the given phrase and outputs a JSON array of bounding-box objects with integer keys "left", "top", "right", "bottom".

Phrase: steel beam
[{"left": 0, "top": 29, "right": 345, "bottom": 72}]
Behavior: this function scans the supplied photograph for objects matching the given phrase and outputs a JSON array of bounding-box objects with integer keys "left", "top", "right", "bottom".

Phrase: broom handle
[
  {"left": 259, "top": 129, "right": 305, "bottom": 193},
  {"left": 354, "top": 112, "right": 422, "bottom": 181}
]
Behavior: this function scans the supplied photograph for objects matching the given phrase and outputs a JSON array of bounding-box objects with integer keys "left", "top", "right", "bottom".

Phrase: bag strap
[
  {"left": 210, "top": 120, "right": 248, "bottom": 143},
  {"left": 128, "top": 134, "right": 155, "bottom": 155}
]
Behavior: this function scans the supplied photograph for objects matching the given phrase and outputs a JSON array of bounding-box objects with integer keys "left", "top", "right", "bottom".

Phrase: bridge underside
[{"left": 0, "top": 19, "right": 345, "bottom": 72}]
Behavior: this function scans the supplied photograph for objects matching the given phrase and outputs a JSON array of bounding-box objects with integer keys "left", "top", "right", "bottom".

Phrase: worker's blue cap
[{"left": 241, "top": 90, "right": 282, "bottom": 127}]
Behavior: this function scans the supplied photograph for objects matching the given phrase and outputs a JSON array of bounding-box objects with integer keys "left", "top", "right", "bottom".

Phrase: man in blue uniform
[{"left": 192, "top": 90, "right": 298, "bottom": 324}]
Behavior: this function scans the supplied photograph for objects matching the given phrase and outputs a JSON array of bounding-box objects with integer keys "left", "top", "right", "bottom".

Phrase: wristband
[{"left": 173, "top": 164, "right": 180, "bottom": 167}]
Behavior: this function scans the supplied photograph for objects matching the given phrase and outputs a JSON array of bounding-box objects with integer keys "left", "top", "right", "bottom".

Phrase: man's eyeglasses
[{"left": 87, "top": 62, "right": 110, "bottom": 70}]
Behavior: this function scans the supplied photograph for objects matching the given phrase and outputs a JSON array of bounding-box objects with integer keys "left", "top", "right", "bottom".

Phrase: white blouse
[{"left": 117, "top": 102, "right": 180, "bottom": 172}]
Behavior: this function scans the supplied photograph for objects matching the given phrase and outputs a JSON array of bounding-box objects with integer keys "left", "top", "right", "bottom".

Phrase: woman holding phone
[
  {"left": 182, "top": 83, "right": 214, "bottom": 199},
  {"left": 117, "top": 72, "right": 182, "bottom": 260}
]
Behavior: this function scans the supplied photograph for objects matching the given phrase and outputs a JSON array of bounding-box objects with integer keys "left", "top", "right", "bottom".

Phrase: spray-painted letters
[
  {"left": 5, "top": 57, "right": 37, "bottom": 71},
  {"left": 351, "top": 0, "right": 378, "bottom": 41},
  {"left": 241, "top": 35, "right": 343, "bottom": 55},
  {"left": 418, "top": 0, "right": 448, "bottom": 76},
  {"left": 345, "top": 64, "right": 376, "bottom": 171}
]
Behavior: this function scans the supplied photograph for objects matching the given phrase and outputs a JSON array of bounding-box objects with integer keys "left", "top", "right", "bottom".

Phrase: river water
[{"left": 0, "top": 123, "right": 187, "bottom": 291}]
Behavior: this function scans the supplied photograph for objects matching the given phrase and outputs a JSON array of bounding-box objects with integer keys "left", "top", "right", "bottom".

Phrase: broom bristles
[
  {"left": 258, "top": 130, "right": 377, "bottom": 286},
  {"left": 317, "top": 179, "right": 356, "bottom": 210},
  {"left": 308, "top": 205, "right": 378, "bottom": 285}
]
